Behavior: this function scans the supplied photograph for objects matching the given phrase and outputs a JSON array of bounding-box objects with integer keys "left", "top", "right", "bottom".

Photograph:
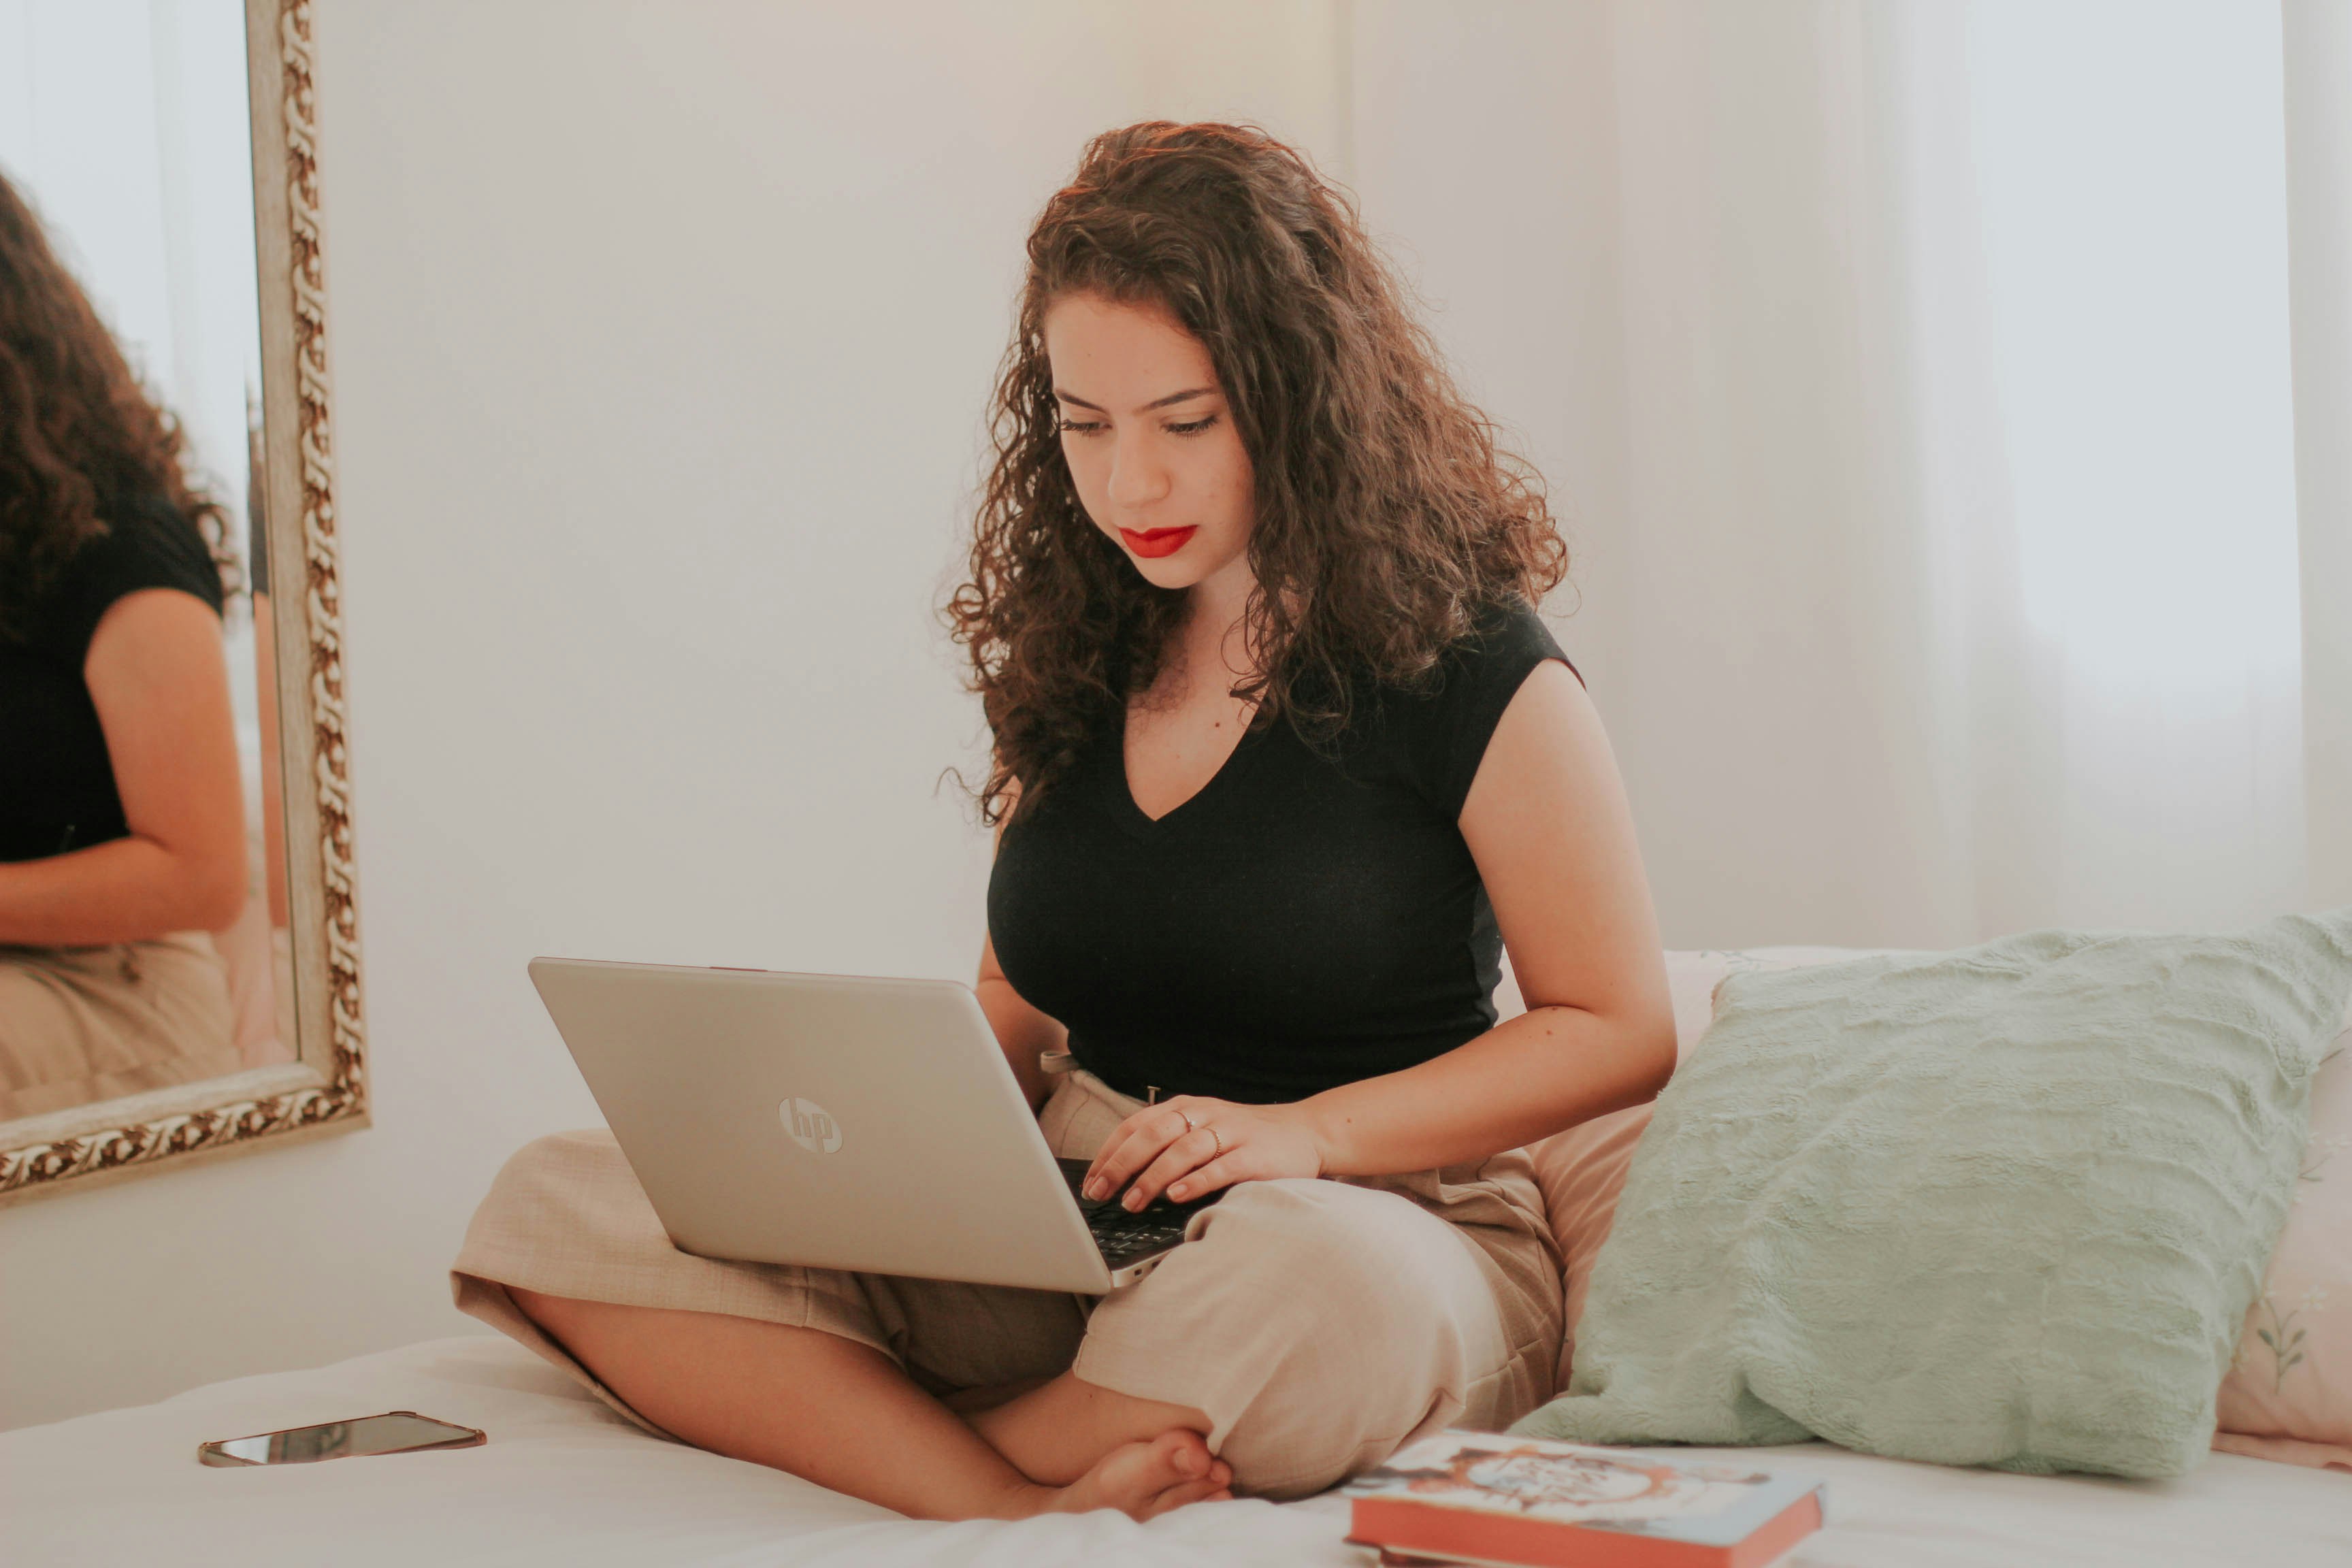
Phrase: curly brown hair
[
  {"left": 0, "top": 169, "right": 238, "bottom": 642},
  {"left": 946, "top": 122, "right": 1566, "bottom": 823}
]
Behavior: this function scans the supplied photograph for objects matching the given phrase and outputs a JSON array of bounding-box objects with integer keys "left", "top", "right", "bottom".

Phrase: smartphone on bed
[{"left": 197, "top": 1410, "right": 485, "bottom": 1466}]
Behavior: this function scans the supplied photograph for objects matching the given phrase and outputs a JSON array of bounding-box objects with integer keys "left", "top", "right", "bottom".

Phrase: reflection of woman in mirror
[
  {"left": 457, "top": 125, "right": 1674, "bottom": 1522},
  {"left": 0, "top": 172, "right": 249, "bottom": 1121}
]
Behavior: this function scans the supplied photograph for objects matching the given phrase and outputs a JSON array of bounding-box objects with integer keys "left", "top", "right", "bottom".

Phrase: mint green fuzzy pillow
[{"left": 1512, "top": 911, "right": 2352, "bottom": 1478}]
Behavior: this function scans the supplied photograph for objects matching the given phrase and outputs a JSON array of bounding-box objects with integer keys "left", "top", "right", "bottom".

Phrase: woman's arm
[
  {"left": 975, "top": 781, "right": 1071, "bottom": 1111},
  {"left": 0, "top": 589, "right": 246, "bottom": 945},
  {"left": 979, "top": 930, "right": 1067, "bottom": 1111},
  {"left": 1296, "top": 659, "right": 1674, "bottom": 1171},
  {"left": 1086, "top": 660, "right": 1678, "bottom": 1207}
]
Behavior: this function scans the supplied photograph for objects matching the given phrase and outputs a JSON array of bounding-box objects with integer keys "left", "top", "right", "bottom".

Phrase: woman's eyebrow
[{"left": 1052, "top": 386, "right": 1219, "bottom": 413}]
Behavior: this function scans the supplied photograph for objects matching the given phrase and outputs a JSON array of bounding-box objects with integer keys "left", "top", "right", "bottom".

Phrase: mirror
[{"left": 0, "top": 0, "right": 367, "bottom": 1200}]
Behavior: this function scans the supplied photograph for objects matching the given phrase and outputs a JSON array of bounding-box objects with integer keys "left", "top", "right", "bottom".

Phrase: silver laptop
[{"left": 527, "top": 957, "right": 1220, "bottom": 1293}]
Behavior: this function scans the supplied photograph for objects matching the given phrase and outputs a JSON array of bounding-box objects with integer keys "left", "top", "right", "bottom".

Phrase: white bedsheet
[{"left": 3, "top": 1336, "right": 2344, "bottom": 1567}]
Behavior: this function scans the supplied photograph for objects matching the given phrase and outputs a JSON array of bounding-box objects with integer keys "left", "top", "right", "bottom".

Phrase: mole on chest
[{"left": 1123, "top": 690, "right": 1253, "bottom": 822}]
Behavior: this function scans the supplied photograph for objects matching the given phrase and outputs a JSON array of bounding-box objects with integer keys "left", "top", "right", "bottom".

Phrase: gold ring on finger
[
  {"left": 1176, "top": 1109, "right": 1198, "bottom": 1134},
  {"left": 1207, "top": 1126, "right": 1223, "bottom": 1159}
]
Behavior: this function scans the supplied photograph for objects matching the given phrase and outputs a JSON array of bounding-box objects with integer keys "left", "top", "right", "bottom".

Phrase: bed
[{"left": 5, "top": 1334, "right": 2343, "bottom": 1566}]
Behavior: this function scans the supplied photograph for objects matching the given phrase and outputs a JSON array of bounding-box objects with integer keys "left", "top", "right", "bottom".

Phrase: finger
[
  {"left": 1123, "top": 1128, "right": 1222, "bottom": 1209},
  {"left": 1088, "top": 1106, "right": 1196, "bottom": 1199},
  {"left": 1084, "top": 1106, "right": 1173, "bottom": 1195},
  {"left": 1164, "top": 1153, "right": 1243, "bottom": 1205},
  {"left": 1085, "top": 1120, "right": 1176, "bottom": 1200},
  {"left": 1081, "top": 1113, "right": 1149, "bottom": 1195}
]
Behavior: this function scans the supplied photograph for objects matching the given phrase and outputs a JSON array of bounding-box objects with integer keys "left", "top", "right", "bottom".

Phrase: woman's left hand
[{"left": 1082, "top": 1096, "right": 1325, "bottom": 1210}]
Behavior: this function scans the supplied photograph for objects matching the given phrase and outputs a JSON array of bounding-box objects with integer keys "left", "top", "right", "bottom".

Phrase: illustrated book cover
[{"left": 1343, "top": 1430, "right": 1826, "bottom": 1568}]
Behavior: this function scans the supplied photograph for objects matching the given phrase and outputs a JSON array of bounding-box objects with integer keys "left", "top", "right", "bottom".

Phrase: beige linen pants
[
  {"left": 453, "top": 1068, "right": 1564, "bottom": 1498},
  {"left": 0, "top": 934, "right": 238, "bottom": 1122}
]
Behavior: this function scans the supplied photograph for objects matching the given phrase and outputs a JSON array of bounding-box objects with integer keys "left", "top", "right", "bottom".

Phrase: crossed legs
[
  {"left": 463, "top": 1130, "right": 1546, "bottom": 1519},
  {"left": 509, "top": 1288, "right": 1229, "bottom": 1522}
]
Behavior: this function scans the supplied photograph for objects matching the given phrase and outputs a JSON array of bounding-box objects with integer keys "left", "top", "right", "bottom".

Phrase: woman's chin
[{"left": 1130, "top": 559, "right": 1204, "bottom": 591}]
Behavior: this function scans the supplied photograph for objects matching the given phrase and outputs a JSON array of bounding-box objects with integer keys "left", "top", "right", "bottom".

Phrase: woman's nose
[{"left": 1106, "top": 434, "right": 1171, "bottom": 508}]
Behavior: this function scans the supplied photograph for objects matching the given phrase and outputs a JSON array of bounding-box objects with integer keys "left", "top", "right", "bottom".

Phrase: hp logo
[{"left": 780, "top": 1097, "right": 843, "bottom": 1154}]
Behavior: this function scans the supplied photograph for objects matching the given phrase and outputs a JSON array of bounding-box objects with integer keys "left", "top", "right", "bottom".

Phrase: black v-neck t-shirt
[
  {"left": 1, "top": 492, "right": 224, "bottom": 863},
  {"left": 987, "top": 601, "right": 1573, "bottom": 1105}
]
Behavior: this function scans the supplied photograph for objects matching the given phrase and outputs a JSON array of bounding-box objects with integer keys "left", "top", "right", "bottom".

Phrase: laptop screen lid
[{"left": 528, "top": 958, "right": 1115, "bottom": 1294}]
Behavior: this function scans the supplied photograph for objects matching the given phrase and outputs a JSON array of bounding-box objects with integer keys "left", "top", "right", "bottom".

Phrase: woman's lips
[{"left": 1117, "top": 525, "right": 1198, "bottom": 559}]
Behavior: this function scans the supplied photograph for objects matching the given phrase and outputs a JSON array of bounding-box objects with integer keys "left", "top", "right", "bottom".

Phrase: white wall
[{"left": 0, "top": 0, "right": 1348, "bottom": 1431}]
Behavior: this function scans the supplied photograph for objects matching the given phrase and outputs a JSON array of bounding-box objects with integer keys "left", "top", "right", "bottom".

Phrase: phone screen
[{"left": 199, "top": 1411, "right": 484, "bottom": 1466}]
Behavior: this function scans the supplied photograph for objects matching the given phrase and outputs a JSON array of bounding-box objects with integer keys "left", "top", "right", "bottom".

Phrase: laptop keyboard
[{"left": 1058, "top": 1159, "right": 1221, "bottom": 1267}]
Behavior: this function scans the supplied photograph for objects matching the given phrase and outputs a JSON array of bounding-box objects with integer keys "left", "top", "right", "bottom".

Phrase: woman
[
  {"left": 0, "top": 172, "right": 248, "bottom": 1121},
  {"left": 455, "top": 123, "right": 1676, "bottom": 1520}
]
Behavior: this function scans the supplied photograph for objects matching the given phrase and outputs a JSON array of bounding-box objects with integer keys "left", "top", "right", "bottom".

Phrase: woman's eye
[{"left": 1055, "top": 414, "right": 1217, "bottom": 436}]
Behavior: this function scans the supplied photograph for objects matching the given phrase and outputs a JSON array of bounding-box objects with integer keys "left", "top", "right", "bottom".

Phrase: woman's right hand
[{"left": 1082, "top": 1094, "right": 1324, "bottom": 1211}]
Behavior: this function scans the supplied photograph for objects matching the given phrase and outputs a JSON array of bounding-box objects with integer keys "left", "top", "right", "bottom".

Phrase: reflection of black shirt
[
  {"left": 0, "top": 493, "right": 224, "bottom": 862},
  {"left": 987, "top": 602, "right": 1574, "bottom": 1105}
]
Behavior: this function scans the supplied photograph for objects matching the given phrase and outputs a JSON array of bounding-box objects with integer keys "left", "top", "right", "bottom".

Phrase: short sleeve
[
  {"left": 1375, "top": 600, "right": 1579, "bottom": 819},
  {"left": 37, "top": 493, "right": 225, "bottom": 663}
]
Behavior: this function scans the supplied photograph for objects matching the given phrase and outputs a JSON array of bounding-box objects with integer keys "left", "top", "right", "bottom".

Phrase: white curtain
[
  {"left": 1350, "top": 0, "right": 2352, "bottom": 948},
  {"left": 2286, "top": 0, "right": 2352, "bottom": 928}
]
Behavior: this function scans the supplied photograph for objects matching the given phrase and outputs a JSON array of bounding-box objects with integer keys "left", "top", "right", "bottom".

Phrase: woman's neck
[{"left": 1178, "top": 555, "right": 1258, "bottom": 689}]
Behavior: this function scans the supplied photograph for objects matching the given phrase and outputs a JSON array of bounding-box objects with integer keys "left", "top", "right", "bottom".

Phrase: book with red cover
[{"left": 1343, "top": 1431, "right": 1826, "bottom": 1568}]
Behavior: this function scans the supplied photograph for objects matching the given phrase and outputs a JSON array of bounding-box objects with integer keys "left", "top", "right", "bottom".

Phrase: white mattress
[{"left": 4, "top": 1335, "right": 2345, "bottom": 1567}]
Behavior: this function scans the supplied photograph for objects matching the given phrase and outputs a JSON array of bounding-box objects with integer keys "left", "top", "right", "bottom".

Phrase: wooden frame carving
[{"left": 0, "top": 0, "right": 368, "bottom": 1203}]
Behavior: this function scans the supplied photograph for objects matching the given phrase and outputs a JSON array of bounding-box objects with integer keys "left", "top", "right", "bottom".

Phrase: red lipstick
[{"left": 1117, "top": 525, "right": 1198, "bottom": 559}]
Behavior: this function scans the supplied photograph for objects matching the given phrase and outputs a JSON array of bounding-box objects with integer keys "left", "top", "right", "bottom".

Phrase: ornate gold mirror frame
[{"left": 0, "top": 0, "right": 366, "bottom": 1203}]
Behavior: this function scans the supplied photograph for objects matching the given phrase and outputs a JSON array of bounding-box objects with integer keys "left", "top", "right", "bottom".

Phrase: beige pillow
[
  {"left": 2214, "top": 1000, "right": 2352, "bottom": 1473},
  {"left": 1526, "top": 1102, "right": 1653, "bottom": 1392}
]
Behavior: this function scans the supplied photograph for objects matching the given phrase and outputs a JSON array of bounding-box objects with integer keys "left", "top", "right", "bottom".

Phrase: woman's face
[{"left": 1043, "top": 292, "right": 1256, "bottom": 596}]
